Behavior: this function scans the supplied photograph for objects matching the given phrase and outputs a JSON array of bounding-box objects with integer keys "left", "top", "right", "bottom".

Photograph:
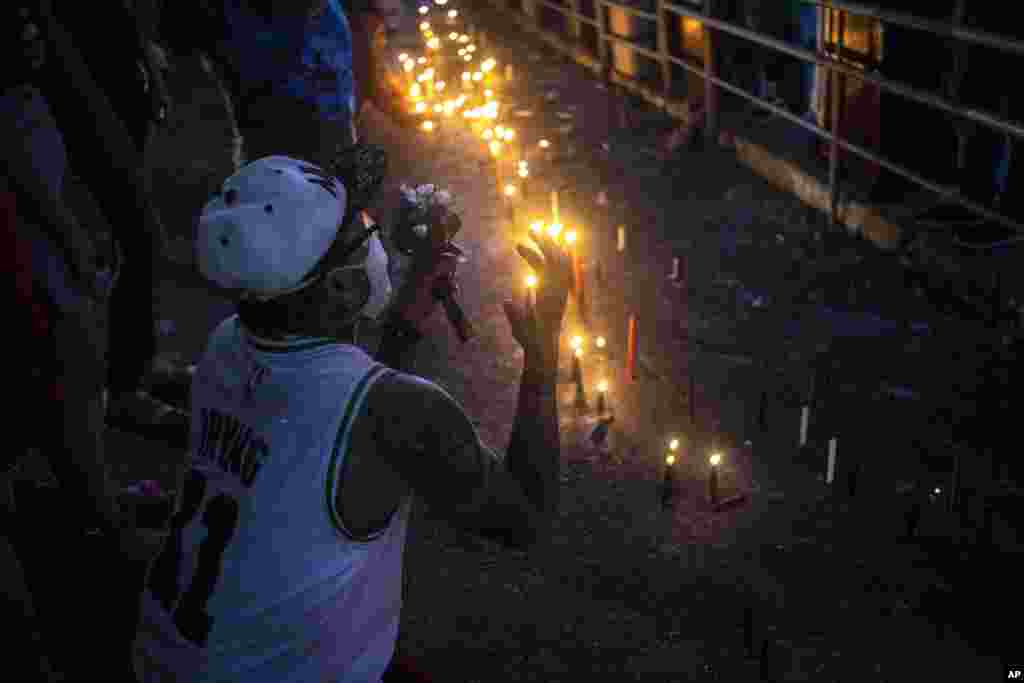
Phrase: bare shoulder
[{"left": 360, "top": 371, "right": 460, "bottom": 449}]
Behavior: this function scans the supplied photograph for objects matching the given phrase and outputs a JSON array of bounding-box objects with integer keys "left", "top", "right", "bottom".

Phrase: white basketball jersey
[{"left": 135, "top": 315, "right": 410, "bottom": 682}]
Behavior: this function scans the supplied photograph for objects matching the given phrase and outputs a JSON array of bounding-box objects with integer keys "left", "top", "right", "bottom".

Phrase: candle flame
[
  {"left": 518, "top": 167, "right": 529, "bottom": 178},
  {"left": 546, "top": 223, "right": 562, "bottom": 239},
  {"left": 436, "top": 81, "right": 446, "bottom": 91},
  {"left": 489, "top": 140, "right": 502, "bottom": 156},
  {"left": 482, "top": 128, "right": 493, "bottom": 139},
  {"left": 472, "top": 71, "right": 483, "bottom": 81},
  {"left": 666, "top": 454, "right": 676, "bottom": 466},
  {"left": 422, "top": 120, "right": 434, "bottom": 132},
  {"left": 398, "top": 53, "right": 408, "bottom": 62},
  {"left": 419, "top": 5, "right": 428, "bottom": 13},
  {"left": 529, "top": 221, "right": 544, "bottom": 235},
  {"left": 417, "top": 57, "right": 427, "bottom": 64},
  {"left": 597, "top": 379, "right": 608, "bottom": 393},
  {"left": 669, "top": 438, "right": 679, "bottom": 451},
  {"left": 409, "top": 83, "right": 421, "bottom": 97},
  {"left": 539, "top": 139, "right": 550, "bottom": 148},
  {"left": 414, "top": 102, "right": 426, "bottom": 113},
  {"left": 570, "top": 335, "right": 583, "bottom": 349},
  {"left": 574, "top": 347, "right": 583, "bottom": 359},
  {"left": 596, "top": 336, "right": 606, "bottom": 348},
  {"left": 709, "top": 453, "right": 722, "bottom": 467},
  {"left": 419, "top": 21, "right": 430, "bottom": 31},
  {"left": 449, "top": 32, "right": 458, "bottom": 40},
  {"left": 403, "top": 61, "right": 415, "bottom": 72},
  {"left": 459, "top": 35, "right": 469, "bottom": 43},
  {"left": 462, "top": 71, "right": 471, "bottom": 81},
  {"left": 564, "top": 231, "right": 577, "bottom": 245},
  {"left": 433, "top": 104, "right": 442, "bottom": 113},
  {"left": 525, "top": 274, "right": 537, "bottom": 288},
  {"left": 503, "top": 129, "right": 516, "bottom": 141},
  {"left": 504, "top": 184, "right": 517, "bottom": 197},
  {"left": 464, "top": 54, "right": 472, "bottom": 62},
  {"left": 448, "top": 9, "right": 458, "bottom": 18}
]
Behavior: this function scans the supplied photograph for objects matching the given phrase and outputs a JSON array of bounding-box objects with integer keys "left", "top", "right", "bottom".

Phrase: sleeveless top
[{"left": 135, "top": 315, "right": 410, "bottom": 682}]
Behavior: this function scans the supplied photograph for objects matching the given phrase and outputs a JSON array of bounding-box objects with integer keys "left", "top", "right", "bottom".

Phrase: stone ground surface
[{"left": 12, "top": 6, "right": 1018, "bottom": 681}]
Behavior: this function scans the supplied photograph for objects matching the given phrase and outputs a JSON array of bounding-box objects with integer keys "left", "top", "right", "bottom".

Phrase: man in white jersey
[{"left": 134, "top": 152, "right": 570, "bottom": 682}]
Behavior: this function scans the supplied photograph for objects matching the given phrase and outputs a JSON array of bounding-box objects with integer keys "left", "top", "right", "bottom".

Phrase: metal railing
[{"left": 487, "top": 0, "right": 1024, "bottom": 248}]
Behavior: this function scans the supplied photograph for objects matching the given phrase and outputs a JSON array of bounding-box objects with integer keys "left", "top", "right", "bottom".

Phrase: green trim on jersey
[{"left": 325, "top": 364, "right": 395, "bottom": 541}]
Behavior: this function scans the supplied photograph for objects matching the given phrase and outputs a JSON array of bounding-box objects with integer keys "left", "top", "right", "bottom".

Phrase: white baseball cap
[{"left": 197, "top": 156, "right": 348, "bottom": 296}]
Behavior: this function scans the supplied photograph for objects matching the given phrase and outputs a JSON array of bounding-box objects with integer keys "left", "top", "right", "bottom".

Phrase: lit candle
[
  {"left": 709, "top": 452, "right": 722, "bottom": 505},
  {"left": 625, "top": 314, "right": 636, "bottom": 383},
  {"left": 572, "top": 347, "right": 584, "bottom": 395},
  {"left": 570, "top": 335, "right": 583, "bottom": 350},
  {"left": 669, "top": 438, "right": 679, "bottom": 452},
  {"left": 662, "top": 452, "right": 676, "bottom": 510},
  {"left": 551, "top": 190, "right": 560, "bottom": 226},
  {"left": 826, "top": 438, "right": 837, "bottom": 485},
  {"left": 670, "top": 257, "right": 679, "bottom": 280},
  {"left": 595, "top": 336, "right": 606, "bottom": 350},
  {"left": 525, "top": 274, "right": 537, "bottom": 311},
  {"left": 617, "top": 225, "right": 626, "bottom": 252},
  {"left": 596, "top": 379, "right": 608, "bottom": 414}
]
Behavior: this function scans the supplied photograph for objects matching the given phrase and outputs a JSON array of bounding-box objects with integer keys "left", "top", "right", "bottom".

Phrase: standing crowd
[{"left": 3, "top": 1, "right": 571, "bottom": 682}]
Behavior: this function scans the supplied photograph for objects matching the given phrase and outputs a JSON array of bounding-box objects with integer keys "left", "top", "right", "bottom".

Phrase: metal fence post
[
  {"left": 703, "top": 0, "right": 718, "bottom": 144},
  {"left": 656, "top": 0, "right": 672, "bottom": 99},
  {"left": 828, "top": 9, "right": 845, "bottom": 229}
]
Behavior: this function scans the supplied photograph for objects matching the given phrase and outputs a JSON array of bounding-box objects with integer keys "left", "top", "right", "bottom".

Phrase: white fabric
[
  {"left": 197, "top": 156, "right": 347, "bottom": 295},
  {"left": 135, "top": 316, "right": 410, "bottom": 682}
]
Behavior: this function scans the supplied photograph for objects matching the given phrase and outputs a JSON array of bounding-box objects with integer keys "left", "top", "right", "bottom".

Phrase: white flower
[{"left": 412, "top": 224, "right": 429, "bottom": 238}]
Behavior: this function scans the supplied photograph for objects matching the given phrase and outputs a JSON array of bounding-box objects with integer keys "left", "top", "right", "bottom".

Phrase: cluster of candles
[
  {"left": 399, "top": 1, "right": 530, "bottom": 176},
  {"left": 661, "top": 436, "right": 727, "bottom": 507}
]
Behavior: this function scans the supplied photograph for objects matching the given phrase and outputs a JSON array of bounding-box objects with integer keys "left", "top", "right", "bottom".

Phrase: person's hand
[
  {"left": 503, "top": 229, "right": 572, "bottom": 368},
  {"left": 389, "top": 243, "right": 461, "bottom": 332}
]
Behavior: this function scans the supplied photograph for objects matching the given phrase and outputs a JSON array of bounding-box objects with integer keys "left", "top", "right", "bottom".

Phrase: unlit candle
[{"left": 826, "top": 438, "right": 837, "bottom": 484}]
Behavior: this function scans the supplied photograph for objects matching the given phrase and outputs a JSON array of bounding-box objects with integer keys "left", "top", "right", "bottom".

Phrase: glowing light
[
  {"left": 423, "top": 68, "right": 435, "bottom": 78},
  {"left": 564, "top": 231, "right": 577, "bottom": 245},
  {"left": 422, "top": 120, "right": 434, "bottom": 132},
  {"left": 669, "top": 438, "right": 680, "bottom": 452},
  {"left": 424, "top": 30, "right": 434, "bottom": 38},
  {"left": 518, "top": 167, "right": 529, "bottom": 178},
  {"left": 414, "top": 102, "right": 427, "bottom": 113},
  {"left": 484, "top": 89, "right": 494, "bottom": 98},
  {"left": 529, "top": 221, "right": 544, "bottom": 234},
  {"left": 458, "top": 49, "right": 466, "bottom": 56},
  {"left": 467, "top": 45, "right": 476, "bottom": 53},
  {"left": 574, "top": 347, "right": 583, "bottom": 359},
  {"left": 459, "top": 35, "right": 470, "bottom": 43},
  {"left": 449, "top": 32, "right": 459, "bottom": 40},
  {"left": 596, "top": 336, "right": 606, "bottom": 348},
  {"left": 448, "top": 9, "right": 458, "bottom": 18},
  {"left": 525, "top": 274, "right": 537, "bottom": 289},
  {"left": 482, "top": 128, "right": 493, "bottom": 139},
  {"left": 570, "top": 336, "right": 583, "bottom": 349},
  {"left": 403, "top": 60, "right": 415, "bottom": 72},
  {"left": 546, "top": 223, "right": 562, "bottom": 239},
  {"left": 597, "top": 379, "right": 608, "bottom": 393},
  {"left": 489, "top": 140, "right": 502, "bottom": 156},
  {"left": 539, "top": 139, "right": 550, "bottom": 148},
  {"left": 436, "top": 81, "right": 446, "bottom": 91},
  {"left": 462, "top": 71, "right": 471, "bottom": 81},
  {"left": 666, "top": 454, "right": 676, "bottom": 466},
  {"left": 433, "top": 104, "right": 443, "bottom": 113},
  {"left": 398, "top": 53, "right": 409, "bottom": 62},
  {"left": 481, "top": 58, "right": 496, "bottom": 71},
  {"left": 427, "top": 38, "right": 441, "bottom": 49},
  {"left": 472, "top": 71, "right": 483, "bottom": 81},
  {"left": 495, "top": 125, "right": 506, "bottom": 137},
  {"left": 436, "top": 0, "right": 447, "bottom": 4},
  {"left": 416, "top": 73, "right": 428, "bottom": 83},
  {"left": 503, "top": 128, "right": 516, "bottom": 141},
  {"left": 419, "top": 5, "right": 429, "bottom": 14},
  {"left": 464, "top": 54, "right": 472, "bottom": 62},
  {"left": 504, "top": 184, "right": 517, "bottom": 197},
  {"left": 409, "top": 83, "right": 422, "bottom": 97},
  {"left": 420, "top": 21, "right": 430, "bottom": 31},
  {"left": 417, "top": 57, "right": 427, "bottom": 64},
  {"left": 709, "top": 453, "right": 722, "bottom": 467}
]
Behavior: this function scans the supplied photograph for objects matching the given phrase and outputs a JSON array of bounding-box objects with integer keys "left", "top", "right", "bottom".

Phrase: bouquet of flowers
[
  {"left": 389, "top": 183, "right": 475, "bottom": 342},
  {"left": 393, "top": 183, "right": 463, "bottom": 255}
]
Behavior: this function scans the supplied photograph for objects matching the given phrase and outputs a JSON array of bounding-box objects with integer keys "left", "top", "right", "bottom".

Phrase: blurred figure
[
  {"left": 218, "top": 0, "right": 360, "bottom": 166},
  {"left": 2, "top": 10, "right": 155, "bottom": 680},
  {"left": 349, "top": 0, "right": 402, "bottom": 129},
  {"left": 32, "top": 0, "right": 189, "bottom": 447}
]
